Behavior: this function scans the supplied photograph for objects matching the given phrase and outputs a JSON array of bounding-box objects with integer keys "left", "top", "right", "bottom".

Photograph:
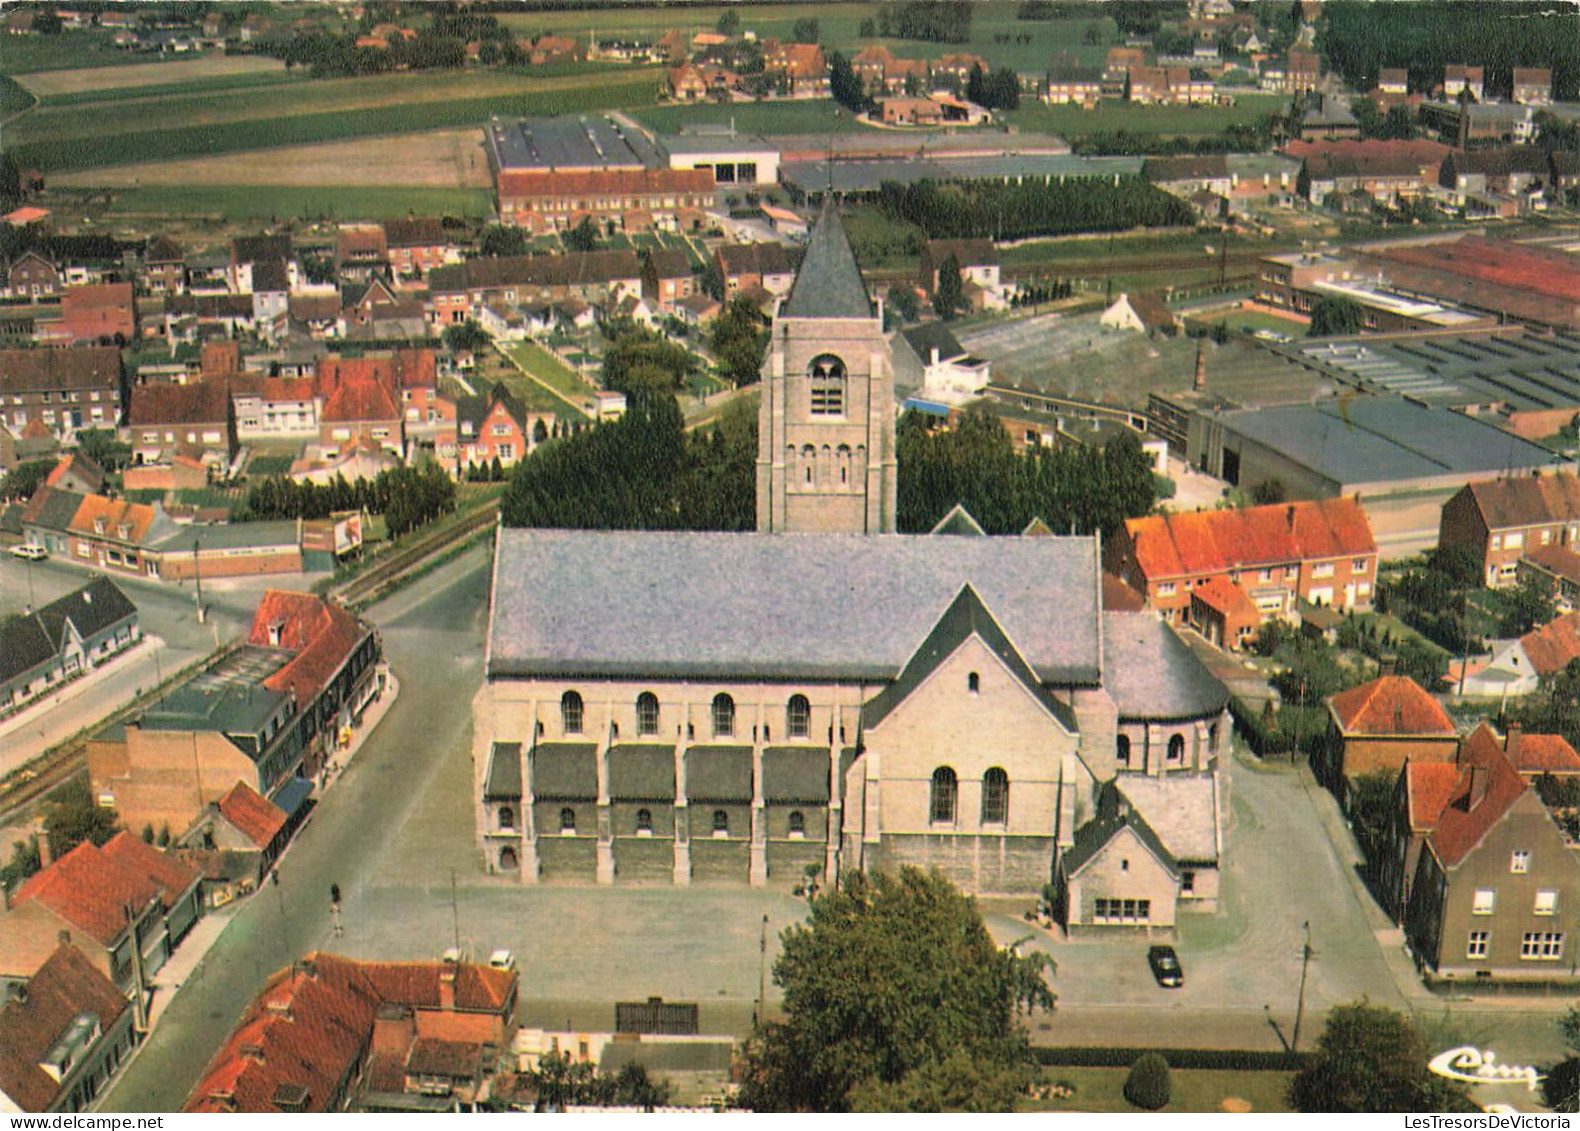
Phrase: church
[{"left": 474, "top": 205, "right": 1230, "bottom": 930}]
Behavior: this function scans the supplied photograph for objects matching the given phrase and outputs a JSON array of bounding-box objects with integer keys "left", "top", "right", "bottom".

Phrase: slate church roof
[{"left": 779, "top": 200, "right": 873, "bottom": 320}]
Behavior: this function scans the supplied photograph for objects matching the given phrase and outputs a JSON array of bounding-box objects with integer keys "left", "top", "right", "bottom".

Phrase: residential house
[
  {"left": 919, "top": 239, "right": 1000, "bottom": 297},
  {"left": 320, "top": 381, "right": 402, "bottom": 457},
  {"left": 340, "top": 277, "right": 426, "bottom": 341},
  {"left": 1291, "top": 139, "right": 1452, "bottom": 207},
  {"left": 0, "top": 347, "right": 122, "bottom": 436},
  {"left": 42, "top": 451, "right": 103, "bottom": 495},
  {"left": 1442, "top": 65, "right": 1485, "bottom": 102},
  {"left": 0, "top": 834, "right": 200, "bottom": 993},
  {"left": 878, "top": 96, "right": 944, "bottom": 127},
  {"left": 1512, "top": 68, "right": 1552, "bottom": 106},
  {"left": 640, "top": 249, "right": 695, "bottom": 314},
  {"left": 1144, "top": 154, "right": 1234, "bottom": 198},
  {"left": 1323, "top": 674, "right": 1459, "bottom": 803},
  {"left": 186, "top": 952, "right": 517, "bottom": 1113},
  {"left": 250, "top": 259, "right": 291, "bottom": 329},
  {"left": 716, "top": 242, "right": 801, "bottom": 300},
  {"left": 335, "top": 225, "right": 390, "bottom": 282},
  {"left": 1285, "top": 50, "right": 1320, "bottom": 93},
  {"left": 667, "top": 64, "right": 707, "bottom": 101},
  {"left": 1377, "top": 68, "right": 1408, "bottom": 96},
  {"left": 448, "top": 383, "right": 549, "bottom": 474},
  {"left": 427, "top": 252, "right": 644, "bottom": 325},
  {"left": 891, "top": 322, "right": 991, "bottom": 402},
  {"left": 141, "top": 236, "right": 185, "bottom": 296},
  {"left": 1103, "top": 47, "right": 1145, "bottom": 98},
  {"left": 316, "top": 349, "right": 442, "bottom": 447},
  {"left": 1520, "top": 546, "right": 1580, "bottom": 613},
  {"left": 229, "top": 234, "right": 296, "bottom": 295},
  {"left": 1461, "top": 612, "right": 1580, "bottom": 699},
  {"left": 1055, "top": 782, "right": 1183, "bottom": 932},
  {"left": 1099, "top": 291, "right": 1181, "bottom": 336},
  {"left": 17, "top": 487, "right": 83, "bottom": 558},
  {"left": 1045, "top": 54, "right": 1102, "bottom": 107},
  {"left": 932, "top": 52, "right": 988, "bottom": 90},
  {"left": 163, "top": 293, "right": 256, "bottom": 341},
  {"left": 0, "top": 577, "right": 139, "bottom": 714},
  {"left": 1187, "top": 575, "right": 1261, "bottom": 651},
  {"left": 54, "top": 283, "right": 136, "bottom": 345},
  {"left": 1106, "top": 497, "right": 1380, "bottom": 627},
  {"left": 231, "top": 375, "right": 319, "bottom": 439},
  {"left": 288, "top": 438, "right": 399, "bottom": 488},
  {"left": 765, "top": 43, "right": 828, "bottom": 98},
  {"left": 382, "top": 218, "right": 453, "bottom": 280},
  {"left": 1439, "top": 145, "right": 1555, "bottom": 209},
  {"left": 1439, "top": 473, "right": 1580, "bottom": 589},
  {"left": 1401, "top": 727, "right": 1580, "bottom": 984},
  {"left": 126, "top": 380, "right": 235, "bottom": 467},
  {"left": 178, "top": 780, "right": 292, "bottom": 906},
  {"left": 0, "top": 943, "right": 138, "bottom": 1113},
  {"left": 64, "top": 494, "right": 163, "bottom": 577},
  {"left": 494, "top": 168, "right": 714, "bottom": 235},
  {"left": 6, "top": 250, "right": 61, "bottom": 299}
]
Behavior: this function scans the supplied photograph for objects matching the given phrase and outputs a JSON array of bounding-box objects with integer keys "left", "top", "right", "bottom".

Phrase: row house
[
  {"left": 0, "top": 346, "right": 123, "bottom": 436},
  {"left": 142, "top": 236, "right": 186, "bottom": 295},
  {"left": 319, "top": 380, "right": 403, "bottom": 457},
  {"left": 1045, "top": 55, "right": 1102, "bottom": 107},
  {"left": 1440, "top": 146, "right": 1565, "bottom": 205},
  {"left": 427, "top": 251, "right": 645, "bottom": 325},
  {"left": 850, "top": 45, "right": 930, "bottom": 96},
  {"left": 42, "top": 283, "right": 136, "bottom": 345},
  {"left": 66, "top": 494, "right": 164, "bottom": 576},
  {"left": 0, "top": 576, "right": 140, "bottom": 714},
  {"left": 1442, "top": 65, "right": 1485, "bottom": 102},
  {"left": 1397, "top": 726, "right": 1580, "bottom": 985},
  {"left": 1292, "top": 139, "right": 1451, "bottom": 207},
  {"left": 90, "top": 590, "right": 382, "bottom": 838},
  {"left": 315, "top": 349, "right": 442, "bottom": 445},
  {"left": 639, "top": 249, "right": 695, "bottom": 314},
  {"left": 125, "top": 379, "right": 236, "bottom": 467},
  {"left": 186, "top": 953, "right": 516, "bottom": 1113},
  {"left": 494, "top": 167, "right": 715, "bottom": 234},
  {"left": 5, "top": 249, "right": 61, "bottom": 299},
  {"left": 334, "top": 224, "right": 389, "bottom": 282},
  {"left": 231, "top": 374, "right": 320, "bottom": 438},
  {"left": 1106, "top": 497, "right": 1380, "bottom": 632},
  {"left": 1284, "top": 50, "right": 1320, "bottom": 94},
  {"left": 764, "top": 42, "right": 829, "bottom": 98},
  {"left": 1104, "top": 47, "right": 1146, "bottom": 98},
  {"left": 163, "top": 293, "right": 256, "bottom": 342},
  {"left": 931, "top": 51, "right": 988, "bottom": 89},
  {"left": 383, "top": 217, "right": 455, "bottom": 280},
  {"left": 0, "top": 833, "right": 202, "bottom": 995},
  {"left": 1439, "top": 472, "right": 1580, "bottom": 589},
  {"left": 1126, "top": 65, "right": 1214, "bottom": 106},
  {"left": 229, "top": 234, "right": 298, "bottom": 295},
  {"left": 1512, "top": 67, "right": 1552, "bottom": 106},
  {"left": 0, "top": 943, "right": 138, "bottom": 1114}
]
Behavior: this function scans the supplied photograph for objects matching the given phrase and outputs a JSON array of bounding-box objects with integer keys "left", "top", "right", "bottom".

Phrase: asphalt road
[{"left": 96, "top": 544, "right": 494, "bottom": 1114}]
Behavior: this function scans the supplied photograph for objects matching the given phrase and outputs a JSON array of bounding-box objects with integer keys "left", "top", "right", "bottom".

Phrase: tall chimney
[
  {"left": 1194, "top": 336, "right": 1207, "bottom": 392},
  {"left": 1286, "top": 504, "right": 1297, "bottom": 529},
  {"left": 1505, "top": 722, "right": 1523, "bottom": 766}
]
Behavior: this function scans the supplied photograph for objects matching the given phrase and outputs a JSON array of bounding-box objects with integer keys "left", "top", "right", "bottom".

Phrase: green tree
[
  {"left": 793, "top": 17, "right": 820, "bottom": 44},
  {"left": 1499, "top": 574, "right": 1556, "bottom": 637},
  {"left": 711, "top": 296, "right": 769, "bottom": 387},
  {"left": 716, "top": 8, "right": 740, "bottom": 36},
  {"left": 1427, "top": 543, "right": 1482, "bottom": 589},
  {"left": 564, "top": 216, "right": 601, "bottom": 253},
  {"left": 829, "top": 49, "right": 867, "bottom": 113},
  {"left": 1124, "top": 1053, "right": 1172, "bottom": 1110},
  {"left": 1309, "top": 296, "right": 1364, "bottom": 337},
  {"left": 933, "top": 252, "right": 964, "bottom": 321},
  {"left": 602, "top": 328, "right": 696, "bottom": 398},
  {"left": 479, "top": 224, "right": 527, "bottom": 258},
  {"left": 738, "top": 867, "right": 1053, "bottom": 1112},
  {"left": 75, "top": 428, "right": 131, "bottom": 472},
  {"left": 0, "top": 458, "right": 57, "bottom": 501},
  {"left": 858, "top": 18, "right": 877, "bottom": 37},
  {"left": 442, "top": 320, "right": 492, "bottom": 354},
  {"left": 44, "top": 779, "right": 120, "bottom": 860},
  {"left": 888, "top": 287, "right": 919, "bottom": 324},
  {"left": 848, "top": 1051, "right": 1033, "bottom": 1112},
  {"left": 1290, "top": 1001, "right": 1475, "bottom": 1113}
]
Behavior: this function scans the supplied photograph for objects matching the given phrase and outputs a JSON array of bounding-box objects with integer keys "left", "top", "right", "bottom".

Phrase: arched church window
[
  {"left": 809, "top": 354, "right": 846, "bottom": 416},
  {"left": 981, "top": 768, "right": 1009, "bottom": 825},
  {"left": 930, "top": 766, "right": 958, "bottom": 825}
]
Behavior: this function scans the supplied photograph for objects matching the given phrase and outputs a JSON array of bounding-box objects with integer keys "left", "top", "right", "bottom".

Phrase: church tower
[{"left": 756, "top": 202, "right": 898, "bottom": 534}]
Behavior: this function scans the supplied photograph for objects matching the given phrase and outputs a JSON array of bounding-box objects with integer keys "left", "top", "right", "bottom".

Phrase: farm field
[
  {"left": 8, "top": 68, "right": 661, "bottom": 173},
  {"left": 0, "top": 30, "right": 151, "bottom": 74},
  {"left": 15, "top": 54, "right": 289, "bottom": 98},
  {"left": 54, "top": 129, "right": 493, "bottom": 189},
  {"left": 73, "top": 185, "right": 494, "bottom": 225},
  {"left": 36, "top": 69, "right": 311, "bottom": 108}
]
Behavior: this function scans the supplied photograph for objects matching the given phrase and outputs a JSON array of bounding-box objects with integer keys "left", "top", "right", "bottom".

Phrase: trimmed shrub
[{"left": 1124, "top": 1053, "right": 1171, "bottom": 1111}]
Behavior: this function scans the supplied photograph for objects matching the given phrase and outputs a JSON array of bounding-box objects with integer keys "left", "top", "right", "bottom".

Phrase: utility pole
[
  {"left": 192, "top": 536, "right": 204, "bottom": 623},
  {"left": 450, "top": 870, "right": 462, "bottom": 954},
  {"left": 757, "top": 914, "right": 769, "bottom": 1025},
  {"left": 1291, "top": 920, "right": 1314, "bottom": 1056}
]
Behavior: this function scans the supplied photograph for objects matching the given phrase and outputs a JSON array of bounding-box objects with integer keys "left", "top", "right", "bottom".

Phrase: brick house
[
  {"left": 0, "top": 346, "right": 123, "bottom": 436},
  {"left": 1323, "top": 674, "right": 1459, "bottom": 803},
  {"left": 229, "top": 234, "right": 296, "bottom": 294},
  {"left": 0, "top": 943, "right": 138, "bottom": 1113},
  {"left": 231, "top": 375, "right": 320, "bottom": 438},
  {"left": 126, "top": 379, "right": 236, "bottom": 466},
  {"left": 1400, "top": 726, "right": 1580, "bottom": 984},
  {"left": 334, "top": 224, "right": 389, "bottom": 282},
  {"left": 1188, "top": 575, "right": 1262, "bottom": 650},
  {"left": 765, "top": 42, "right": 828, "bottom": 98},
  {"left": 1443, "top": 65, "right": 1485, "bottom": 102},
  {"left": 57, "top": 283, "right": 136, "bottom": 344},
  {"left": 716, "top": 241, "right": 801, "bottom": 300},
  {"left": 1045, "top": 54, "right": 1102, "bottom": 106},
  {"left": 1439, "top": 473, "right": 1580, "bottom": 589},
  {"left": 495, "top": 168, "right": 714, "bottom": 234},
  {"left": 1107, "top": 497, "right": 1380, "bottom": 627},
  {"left": 449, "top": 383, "right": 550, "bottom": 473},
  {"left": 426, "top": 252, "right": 645, "bottom": 325},
  {"left": 1512, "top": 67, "right": 1552, "bottom": 106},
  {"left": 1285, "top": 50, "right": 1320, "bottom": 93},
  {"left": 64, "top": 494, "right": 161, "bottom": 576},
  {"left": 6, "top": 249, "right": 61, "bottom": 299},
  {"left": 919, "top": 239, "right": 1000, "bottom": 295},
  {"left": 382, "top": 218, "right": 453, "bottom": 280},
  {"left": 640, "top": 249, "right": 695, "bottom": 313},
  {"left": 320, "top": 380, "right": 402, "bottom": 456},
  {"left": 141, "top": 236, "right": 185, "bottom": 295},
  {"left": 667, "top": 63, "right": 707, "bottom": 101}
]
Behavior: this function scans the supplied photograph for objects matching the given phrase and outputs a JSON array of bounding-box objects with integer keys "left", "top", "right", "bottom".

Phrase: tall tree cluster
[
  {"left": 876, "top": 1, "right": 973, "bottom": 43},
  {"left": 711, "top": 297, "right": 769, "bottom": 387},
  {"left": 875, "top": 177, "right": 1194, "bottom": 242},
  {"left": 739, "top": 868, "right": 1053, "bottom": 1113},
  {"left": 897, "top": 409, "right": 1157, "bottom": 536},
  {"left": 240, "top": 464, "right": 455, "bottom": 538}
]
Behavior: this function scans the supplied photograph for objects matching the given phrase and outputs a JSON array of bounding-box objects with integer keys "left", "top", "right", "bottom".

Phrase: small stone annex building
[{"left": 473, "top": 205, "right": 1230, "bottom": 926}]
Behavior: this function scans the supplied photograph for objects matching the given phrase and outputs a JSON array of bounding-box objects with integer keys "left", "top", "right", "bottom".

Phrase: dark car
[{"left": 1148, "top": 945, "right": 1183, "bottom": 987}]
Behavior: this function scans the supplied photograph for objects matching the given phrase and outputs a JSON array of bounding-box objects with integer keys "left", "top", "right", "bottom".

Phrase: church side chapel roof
[
  {"left": 483, "top": 742, "right": 522, "bottom": 801},
  {"left": 607, "top": 743, "right": 677, "bottom": 802},
  {"left": 862, "top": 585, "right": 1079, "bottom": 731},
  {"left": 762, "top": 747, "right": 832, "bottom": 803},
  {"left": 1101, "top": 612, "right": 1229, "bottom": 722},
  {"left": 929, "top": 503, "right": 987, "bottom": 536},
  {"left": 489, "top": 529, "right": 1102, "bottom": 685},
  {"left": 779, "top": 201, "right": 874, "bottom": 320},
  {"left": 1061, "top": 783, "right": 1180, "bottom": 879},
  {"left": 684, "top": 746, "right": 754, "bottom": 803},
  {"left": 530, "top": 741, "right": 598, "bottom": 801}
]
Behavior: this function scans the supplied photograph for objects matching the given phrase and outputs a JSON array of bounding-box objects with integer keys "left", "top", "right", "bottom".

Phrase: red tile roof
[
  {"left": 15, "top": 841, "right": 162, "bottom": 946},
  {"left": 1123, "top": 497, "right": 1377, "bottom": 581},
  {"left": 99, "top": 831, "right": 200, "bottom": 909},
  {"left": 321, "top": 379, "right": 398, "bottom": 425},
  {"left": 65, "top": 493, "right": 158, "bottom": 545},
  {"left": 216, "top": 780, "right": 288, "bottom": 849},
  {"left": 315, "top": 349, "right": 435, "bottom": 397},
  {"left": 1518, "top": 610, "right": 1580, "bottom": 677},
  {"left": 1101, "top": 571, "right": 1146, "bottom": 611},
  {"left": 1460, "top": 473, "right": 1580, "bottom": 531},
  {"left": 1512, "top": 733, "right": 1580, "bottom": 777},
  {"left": 0, "top": 944, "right": 129, "bottom": 1112},
  {"left": 1405, "top": 761, "right": 1463, "bottom": 830},
  {"left": 44, "top": 451, "right": 104, "bottom": 490},
  {"left": 1429, "top": 724, "right": 1531, "bottom": 868},
  {"left": 1524, "top": 544, "right": 1580, "bottom": 586},
  {"left": 247, "top": 589, "right": 371, "bottom": 706},
  {"left": 186, "top": 953, "right": 517, "bottom": 1112},
  {"left": 1328, "top": 675, "right": 1455, "bottom": 736}
]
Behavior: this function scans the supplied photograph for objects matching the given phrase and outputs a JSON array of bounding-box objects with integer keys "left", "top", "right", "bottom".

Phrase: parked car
[
  {"left": 9, "top": 544, "right": 46, "bottom": 561},
  {"left": 488, "top": 949, "right": 517, "bottom": 972},
  {"left": 1148, "top": 945, "right": 1183, "bottom": 987}
]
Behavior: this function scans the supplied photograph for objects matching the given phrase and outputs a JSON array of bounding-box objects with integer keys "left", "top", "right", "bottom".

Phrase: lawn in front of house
[{"left": 1025, "top": 1066, "right": 1297, "bottom": 1113}]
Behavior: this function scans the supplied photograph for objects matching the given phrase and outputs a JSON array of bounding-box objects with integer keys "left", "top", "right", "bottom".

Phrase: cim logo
[{"left": 1428, "top": 1047, "right": 1544, "bottom": 1092}]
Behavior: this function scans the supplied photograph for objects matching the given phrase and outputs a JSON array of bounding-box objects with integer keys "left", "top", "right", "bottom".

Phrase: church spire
[{"left": 780, "top": 199, "right": 873, "bottom": 320}]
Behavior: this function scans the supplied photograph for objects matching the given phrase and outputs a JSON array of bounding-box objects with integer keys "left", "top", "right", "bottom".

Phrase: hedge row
[{"left": 1033, "top": 1046, "right": 1310, "bottom": 1072}]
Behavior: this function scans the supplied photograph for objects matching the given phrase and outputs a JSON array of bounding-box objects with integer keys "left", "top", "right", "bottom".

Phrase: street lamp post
[
  {"left": 192, "top": 537, "right": 204, "bottom": 623},
  {"left": 1291, "top": 920, "right": 1314, "bottom": 1056},
  {"left": 757, "top": 914, "right": 769, "bottom": 1025}
]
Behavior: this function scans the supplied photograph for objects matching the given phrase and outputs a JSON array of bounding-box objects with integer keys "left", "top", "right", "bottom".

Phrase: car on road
[
  {"left": 9, "top": 544, "right": 46, "bottom": 561},
  {"left": 488, "top": 949, "right": 517, "bottom": 972},
  {"left": 1148, "top": 945, "right": 1183, "bottom": 988}
]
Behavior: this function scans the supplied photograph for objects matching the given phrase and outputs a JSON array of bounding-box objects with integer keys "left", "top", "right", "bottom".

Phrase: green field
[
  {"left": 503, "top": 341, "right": 601, "bottom": 406},
  {"left": 0, "top": 75, "right": 36, "bottom": 115},
  {"left": 1007, "top": 94, "right": 1290, "bottom": 139},
  {"left": 0, "top": 30, "right": 141, "bottom": 74},
  {"left": 634, "top": 99, "right": 871, "bottom": 137},
  {"left": 35, "top": 68, "right": 312, "bottom": 107},
  {"left": 10, "top": 70, "right": 661, "bottom": 173},
  {"left": 1026, "top": 1066, "right": 1297, "bottom": 1114},
  {"left": 83, "top": 185, "right": 493, "bottom": 223}
]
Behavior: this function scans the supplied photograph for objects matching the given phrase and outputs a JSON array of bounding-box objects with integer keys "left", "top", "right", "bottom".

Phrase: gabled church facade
[{"left": 474, "top": 205, "right": 1231, "bottom": 923}]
